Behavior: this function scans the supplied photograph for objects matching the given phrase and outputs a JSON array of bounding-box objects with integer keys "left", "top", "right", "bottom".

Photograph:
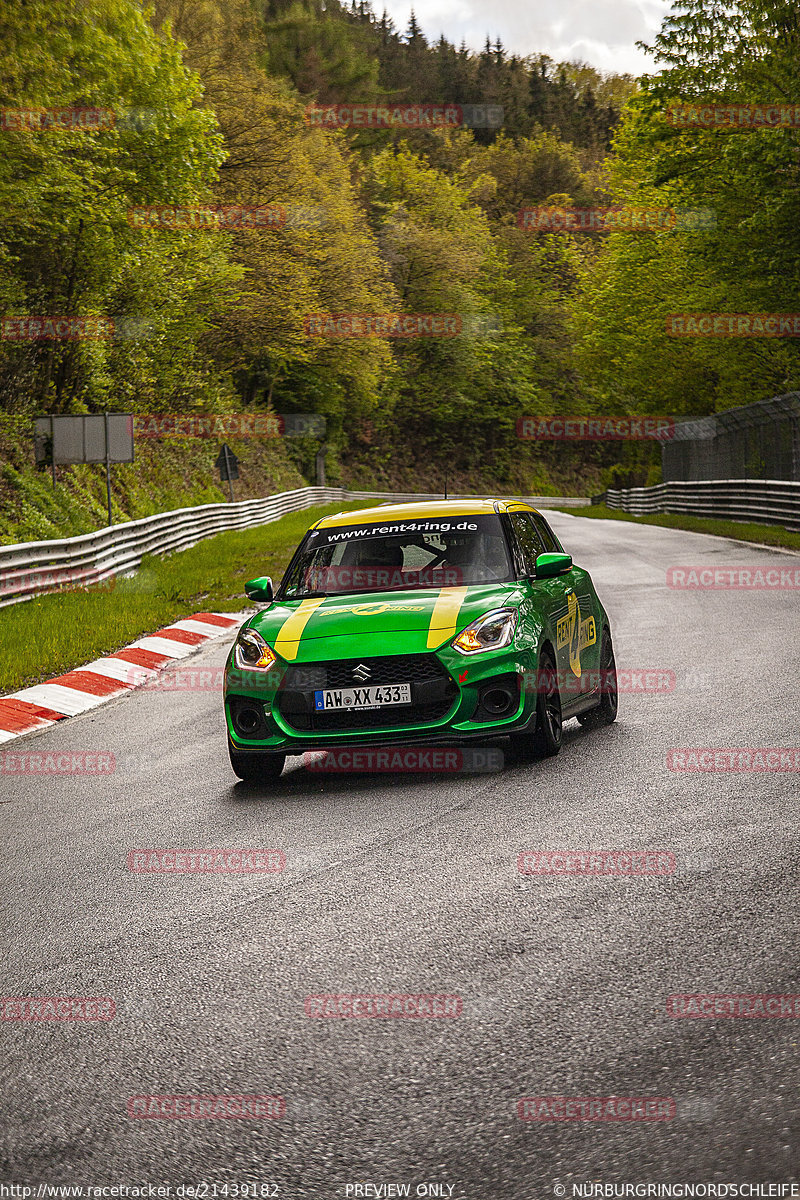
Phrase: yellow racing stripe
[
  {"left": 426, "top": 586, "right": 469, "bottom": 650},
  {"left": 274, "top": 598, "right": 326, "bottom": 661}
]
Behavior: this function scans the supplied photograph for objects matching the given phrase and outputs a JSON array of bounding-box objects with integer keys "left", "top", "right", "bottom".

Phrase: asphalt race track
[{"left": 2, "top": 512, "right": 799, "bottom": 1193}]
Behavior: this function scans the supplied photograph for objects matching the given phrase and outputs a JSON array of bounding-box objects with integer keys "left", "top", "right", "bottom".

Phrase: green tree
[
  {"left": 361, "top": 145, "right": 545, "bottom": 484},
  {"left": 0, "top": 0, "right": 233, "bottom": 414},
  {"left": 154, "top": 0, "right": 399, "bottom": 446},
  {"left": 572, "top": 0, "right": 800, "bottom": 419}
]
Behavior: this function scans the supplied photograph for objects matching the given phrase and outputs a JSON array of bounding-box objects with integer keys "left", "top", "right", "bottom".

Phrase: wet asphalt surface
[{"left": 1, "top": 511, "right": 799, "bottom": 1193}]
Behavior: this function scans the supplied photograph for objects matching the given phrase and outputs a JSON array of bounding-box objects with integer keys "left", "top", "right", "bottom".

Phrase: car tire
[
  {"left": 577, "top": 627, "right": 618, "bottom": 727},
  {"left": 511, "top": 646, "right": 562, "bottom": 761},
  {"left": 228, "top": 745, "right": 286, "bottom": 784}
]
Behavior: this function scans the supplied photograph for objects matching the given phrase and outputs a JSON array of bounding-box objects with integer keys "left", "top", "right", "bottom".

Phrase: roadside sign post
[
  {"left": 215, "top": 444, "right": 239, "bottom": 502},
  {"left": 278, "top": 414, "right": 327, "bottom": 487},
  {"left": 34, "top": 414, "right": 134, "bottom": 526},
  {"left": 315, "top": 443, "right": 328, "bottom": 486},
  {"left": 104, "top": 412, "right": 112, "bottom": 526}
]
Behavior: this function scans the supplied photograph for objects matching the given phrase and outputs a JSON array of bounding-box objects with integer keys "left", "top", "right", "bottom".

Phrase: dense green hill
[{"left": 2, "top": 0, "right": 796, "bottom": 540}]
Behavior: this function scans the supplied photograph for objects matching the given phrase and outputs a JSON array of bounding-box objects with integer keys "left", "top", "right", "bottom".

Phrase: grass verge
[
  {"left": 1, "top": 501, "right": 368, "bottom": 694},
  {"left": 552, "top": 504, "right": 800, "bottom": 552}
]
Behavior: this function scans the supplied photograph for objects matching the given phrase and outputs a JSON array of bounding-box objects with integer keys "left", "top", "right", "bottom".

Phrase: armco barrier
[
  {"left": 0, "top": 487, "right": 344, "bottom": 608},
  {"left": 599, "top": 479, "right": 800, "bottom": 531},
  {"left": 0, "top": 488, "right": 590, "bottom": 607}
]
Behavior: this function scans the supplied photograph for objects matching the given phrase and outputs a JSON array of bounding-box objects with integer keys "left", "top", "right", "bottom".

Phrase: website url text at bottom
[{"left": 0, "top": 1187, "right": 279, "bottom": 1199}]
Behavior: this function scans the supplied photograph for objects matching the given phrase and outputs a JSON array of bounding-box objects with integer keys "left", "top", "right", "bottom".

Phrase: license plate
[{"left": 313, "top": 683, "right": 411, "bottom": 712}]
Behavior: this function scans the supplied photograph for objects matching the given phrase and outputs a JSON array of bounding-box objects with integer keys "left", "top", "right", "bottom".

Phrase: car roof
[{"left": 313, "top": 499, "right": 538, "bottom": 529}]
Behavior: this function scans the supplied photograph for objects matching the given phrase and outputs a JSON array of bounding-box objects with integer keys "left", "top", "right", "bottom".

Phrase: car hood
[{"left": 247, "top": 583, "right": 524, "bottom": 661}]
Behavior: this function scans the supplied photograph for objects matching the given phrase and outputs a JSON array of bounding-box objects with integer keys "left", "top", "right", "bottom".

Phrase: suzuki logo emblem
[{"left": 352, "top": 663, "right": 371, "bottom": 681}]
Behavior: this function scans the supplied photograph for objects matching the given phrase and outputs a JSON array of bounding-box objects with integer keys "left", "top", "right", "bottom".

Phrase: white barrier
[
  {"left": 601, "top": 479, "right": 800, "bottom": 531},
  {"left": 0, "top": 488, "right": 590, "bottom": 607}
]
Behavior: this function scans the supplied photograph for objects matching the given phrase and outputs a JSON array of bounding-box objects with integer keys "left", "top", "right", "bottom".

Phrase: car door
[
  {"left": 506, "top": 511, "right": 575, "bottom": 697},
  {"left": 529, "top": 509, "right": 601, "bottom": 689}
]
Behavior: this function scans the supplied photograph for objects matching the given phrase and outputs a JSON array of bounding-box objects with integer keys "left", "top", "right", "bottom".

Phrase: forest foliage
[{"left": 0, "top": 0, "right": 796, "bottom": 494}]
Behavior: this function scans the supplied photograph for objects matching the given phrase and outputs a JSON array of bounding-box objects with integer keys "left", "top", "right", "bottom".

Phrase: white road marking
[{"left": 9, "top": 684, "right": 111, "bottom": 715}]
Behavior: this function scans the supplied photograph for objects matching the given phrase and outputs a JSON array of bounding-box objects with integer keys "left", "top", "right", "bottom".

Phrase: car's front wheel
[
  {"left": 510, "top": 646, "right": 562, "bottom": 761},
  {"left": 228, "top": 744, "right": 286, "bottom": 784}
]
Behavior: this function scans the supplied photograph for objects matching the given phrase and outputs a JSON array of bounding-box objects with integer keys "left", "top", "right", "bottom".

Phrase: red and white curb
[{"left": 0, "top": 612, "right": 243, "bottom": 744}]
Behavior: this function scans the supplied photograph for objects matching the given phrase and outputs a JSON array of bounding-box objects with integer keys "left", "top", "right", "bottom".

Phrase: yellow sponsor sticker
[
  {"left": 556, "top": 594, "right": 596, "bottom": 677},
  {"left": 274, "top": 597, "right": 326, "bottom": 661},
  {"left": 348, "top": 602, "right": 425, "bottom": 614},
  {"left": 426, "top": 586, "right": 469, "bottom": 650},
  {"left": 579, "top": 615, "right": 596, "bottom": 652}
]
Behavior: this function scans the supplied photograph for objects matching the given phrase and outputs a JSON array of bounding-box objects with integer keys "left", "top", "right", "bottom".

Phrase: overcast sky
[{"left": 380, "top": 0, "right": 674, "bottom": 76}]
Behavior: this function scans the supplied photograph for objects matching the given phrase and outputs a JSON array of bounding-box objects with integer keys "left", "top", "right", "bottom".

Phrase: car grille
[
  {"left": 283, "top": 655, "right": 445, "bottom": 690},
  {"left": 278, "top": 654, "right": 457, "bottom": 733}
]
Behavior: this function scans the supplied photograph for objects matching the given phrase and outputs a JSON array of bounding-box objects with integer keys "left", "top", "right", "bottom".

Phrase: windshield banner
[{"left": 307, "top": 515, "right": 498, "bottom": 546}]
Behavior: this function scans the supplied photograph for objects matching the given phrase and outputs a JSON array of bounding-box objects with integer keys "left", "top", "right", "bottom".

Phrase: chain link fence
[{"left": 662, "top": 393, "right": 800, "bottom": 482}]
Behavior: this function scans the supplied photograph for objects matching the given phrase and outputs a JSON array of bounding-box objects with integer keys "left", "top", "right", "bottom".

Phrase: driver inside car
[
  {"left": 440, "top": 534, "right": 506, "bottom": 582},
  {"left": 339, "top": 539, "right": 406, "bottom": 589}
]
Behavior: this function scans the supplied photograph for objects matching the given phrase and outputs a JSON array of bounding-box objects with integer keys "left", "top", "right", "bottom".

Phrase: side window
[
  {"left": 530, "top": 512, "right": 561, "bottom": 553},
  {"left": 507, "top": 513, "right": 544, "bottom": 574},
  {"left": 502, "top": 515, "right": 526, "bottom": 577}
]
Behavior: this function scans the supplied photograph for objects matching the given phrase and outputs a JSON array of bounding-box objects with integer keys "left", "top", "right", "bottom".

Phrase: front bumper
[{"left": 225, "top": 645, "right": 537, "bottom": 754}]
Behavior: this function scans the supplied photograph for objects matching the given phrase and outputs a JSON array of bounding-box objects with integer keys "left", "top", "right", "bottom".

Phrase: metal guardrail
[
  {"left": 12, "top": 476, "right": 795, "bottom": 609},
  {"left": 599, "top": 479, "right": 800, "bottom": 532},
  {"left": 0, "top": 487, "right": 346, "bottom": 608},
  {"left": 0, "top": 487, "right": 590, "bottom": 607}
]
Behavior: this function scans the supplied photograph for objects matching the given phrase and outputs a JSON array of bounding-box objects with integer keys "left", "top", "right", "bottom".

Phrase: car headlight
[
  {"left": 452, "top": 608, "right": 517, "bottom": 655},
  {"left": 234, "top": 629, "right": 277, "bottom": 671}
]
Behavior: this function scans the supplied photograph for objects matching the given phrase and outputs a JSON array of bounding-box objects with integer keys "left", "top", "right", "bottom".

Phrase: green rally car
[{"left": 224, "top": 499, "right": 617, "bottom": 782}]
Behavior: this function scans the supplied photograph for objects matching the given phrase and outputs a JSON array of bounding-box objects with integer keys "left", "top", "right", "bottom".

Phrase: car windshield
[{"left": 280, "top": 514, "right": 514, "bottom": 599}]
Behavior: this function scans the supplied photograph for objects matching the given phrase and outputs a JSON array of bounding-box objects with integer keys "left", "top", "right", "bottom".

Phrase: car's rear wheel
[
  {"left": 228, "top": 744, "right": 286, "bottom": 784},
  {"left": 510, "top": 646, "right": 562, "bottom": 761},
  {"left": 577, "top": 627, "right": 618, "bottom": 727}
]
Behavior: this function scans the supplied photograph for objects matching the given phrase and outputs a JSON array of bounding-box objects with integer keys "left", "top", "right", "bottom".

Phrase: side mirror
[
  {"left": 533, "top": 552, "right": 572, "bottom": 579},
  {"left": 245, "top": 576, "right": 274, "bottom": 603}
]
